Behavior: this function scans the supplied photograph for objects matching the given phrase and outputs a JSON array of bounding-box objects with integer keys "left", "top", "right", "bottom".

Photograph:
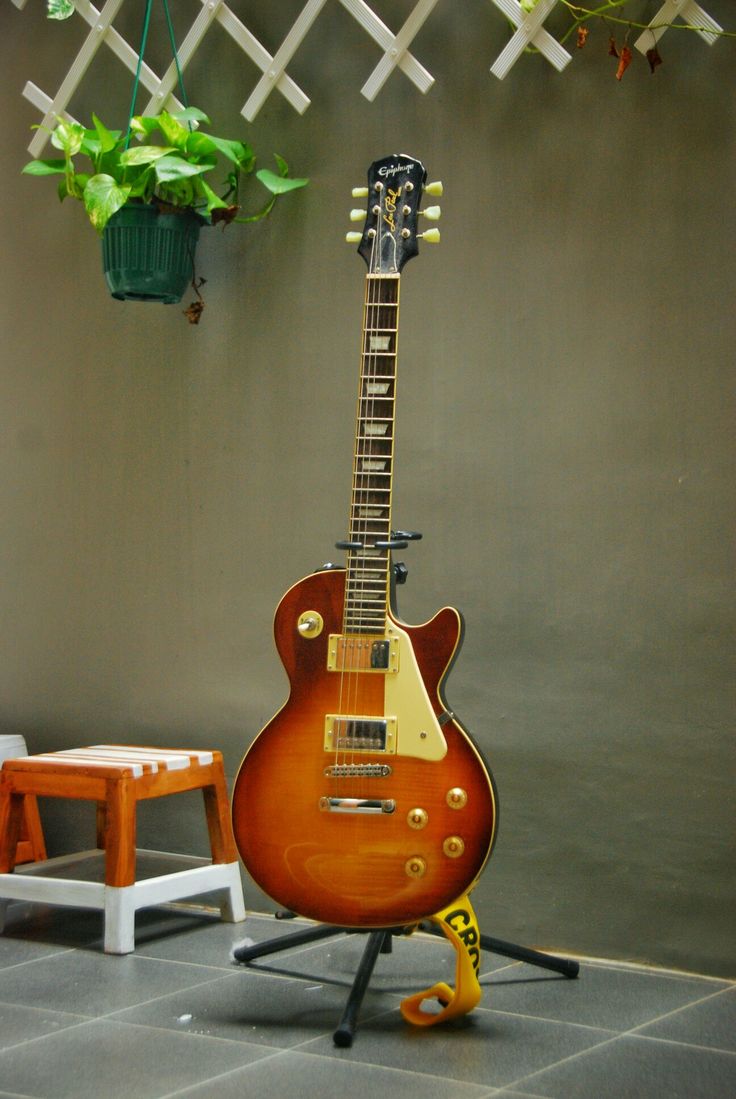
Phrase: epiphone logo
[{"left": 378, "top": 161, "right": 414, "bottom": 179}]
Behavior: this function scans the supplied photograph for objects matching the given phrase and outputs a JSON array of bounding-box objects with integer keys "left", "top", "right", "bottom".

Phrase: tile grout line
[
  {"left": 621, "top": 981, "right": 736, "bottom": 1040},
  {"left": 157, "top": 1047, "right": 291, "bottom": 1099},
  {"left": 502, "top": 1031, "right": 626, "bottom": 1093}
]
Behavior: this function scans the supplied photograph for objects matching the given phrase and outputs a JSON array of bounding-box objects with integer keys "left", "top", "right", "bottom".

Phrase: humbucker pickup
[
  {"left": 327, "top": 634, "right": 399, "bottom": 673},
  {"left": 323, "top": 715, "right": 397, "bottom": 754}
]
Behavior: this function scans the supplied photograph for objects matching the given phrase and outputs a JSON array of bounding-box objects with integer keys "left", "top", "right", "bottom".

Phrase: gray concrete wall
[{"left": 1, "top": 1, "right": 733, "bottom": 976}]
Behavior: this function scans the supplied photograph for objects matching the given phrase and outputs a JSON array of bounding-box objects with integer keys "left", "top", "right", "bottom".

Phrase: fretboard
[{"left": 342, "top": 274, "right": 400, "bottom": 634}]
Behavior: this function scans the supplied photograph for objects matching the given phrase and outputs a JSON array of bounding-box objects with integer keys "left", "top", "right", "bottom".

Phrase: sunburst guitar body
[{"left": 232, "top": 155, "right": 497, "bottom": 928}]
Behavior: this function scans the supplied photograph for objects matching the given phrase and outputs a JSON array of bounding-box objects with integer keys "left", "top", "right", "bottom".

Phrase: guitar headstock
[{"left": 347, "top": 155, "right": 441, "bottom": 275}]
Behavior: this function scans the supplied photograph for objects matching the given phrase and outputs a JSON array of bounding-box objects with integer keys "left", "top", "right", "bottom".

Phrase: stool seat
[{"left": 0, "top": 744, "right": 246, "bottom": 953}]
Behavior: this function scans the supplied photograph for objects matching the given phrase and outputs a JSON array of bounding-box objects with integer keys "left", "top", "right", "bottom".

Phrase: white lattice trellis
[
  {"left": 14, "top": 0, "right": 442, "bottom": 152},
  {"left": 10, "top": 0, "right": 729, "bottom": 150},
  {"left": 488, "top": 0, "right": 571, "bottom": 80},
  {"left": 634, "top": 0, "right": 723, "bottom": 55}
]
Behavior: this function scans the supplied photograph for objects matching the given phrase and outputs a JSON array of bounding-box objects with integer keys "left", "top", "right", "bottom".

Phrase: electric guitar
[{"left": 232, "top": 155, "right": 497, "bottom": 927}]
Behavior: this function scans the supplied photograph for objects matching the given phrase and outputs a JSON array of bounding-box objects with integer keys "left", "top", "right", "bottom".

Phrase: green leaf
[
  {"left": 92, "top": 114, "right": 118, "bottom": 154},
  {"left": 203, "top": 135, "right": 254, "bottom": 170},
  {"left": 50, "top": 119, "right": 85, "bottom": 157},
  {"left": 22, "top": 158, "right": 67, "bottom": 176},
  {"left": 119, "top": 145, "right": 176, "bottom": 167},
  {"left": 256, "top": 167, "right": 309, "bottom": 195},
  {"left": 83, "top": 174, "right": 131, "bottom": 233},
  {"left": 184, "top": 132, "right": 219, "bottom": 160},
  {"left": 197, "top": 177, "right": 230, "bottom": 215},
  {"left": 154, "top": 155, "right": 213, "bottom": 182},
  {"left": 156, "top": 111, "right": 190, "bottom": 149},
  {"left": 129, "top": 115, "right": 159, "bottom": 140},
  {"left": 127, "top": 166, "right": 155, "bottom": 199},
  {"left": 172, "top": 107, "right": 210, "bottom": 125},
  {"left": 47, "top": 0, "right": 75, "bottom": 20}
]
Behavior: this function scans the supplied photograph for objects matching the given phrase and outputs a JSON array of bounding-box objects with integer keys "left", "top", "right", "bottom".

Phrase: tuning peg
[
  {"left": 425, "top": 180, "right": 443, "bottom": 197},
  {"left": 349, "top": 209, "right": 366, "bottom": 222},
  {"left": 352, "top": 186, "right": 369, "bottom": 198},
  {"left": 346, "top": 231, "right": 363, "bottom": 244},
  {"left": 419, "top": 205, "right": 441, "bottom": 221},
  {"left": 419, "top": 228, "right": 440, "bottom": 244}
]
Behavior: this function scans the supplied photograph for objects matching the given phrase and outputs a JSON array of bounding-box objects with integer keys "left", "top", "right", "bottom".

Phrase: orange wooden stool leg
[
  {"left": 104, "top": 773, "right": 136, "bottom": 888},
  {"left": 0, "top": 777, "right": 24, "bottom": 874},
  {"left": 202, "top": 761, "right": 239, "bottom": 865},
  {"left": 16, "top": 795, "right": 47, "bottom": 864}
]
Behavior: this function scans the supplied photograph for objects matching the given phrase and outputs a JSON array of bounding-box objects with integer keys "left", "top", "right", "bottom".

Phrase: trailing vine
[{"left": 520, "top": 1, "right": 734, "bottom": 80}]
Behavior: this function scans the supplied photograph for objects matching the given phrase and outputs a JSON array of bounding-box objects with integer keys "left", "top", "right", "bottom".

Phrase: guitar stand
[{"left": 231, "top": 917, "right": 579, "bottom": 1048}]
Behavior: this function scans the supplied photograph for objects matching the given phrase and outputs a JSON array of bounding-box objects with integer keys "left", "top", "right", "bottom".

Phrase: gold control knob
[
  {"left": 297, "top": 611, "right": 324, "bottom": 638},
  {"left": 443, "top": 836, "right": 465, "bottom": 859},
  {"left": 405, "top": 856, "right": 427, "bottom": 879},
  {"left": 407, "top": 808, "right": 429, "bottom": 830},
  {"left": 446, "top": 787, "right": 468, "bottom": 809}
]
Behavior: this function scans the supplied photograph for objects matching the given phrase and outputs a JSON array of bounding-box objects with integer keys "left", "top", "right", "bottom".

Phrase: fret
[{"left": 343, "top": 273, "right": 401, "bottom": 630}]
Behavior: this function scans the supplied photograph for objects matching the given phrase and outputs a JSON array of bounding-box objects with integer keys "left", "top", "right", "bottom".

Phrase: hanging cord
[
  {"left": 162, "top": 0, "right": 190, "bottom": 111},
  {"left": 124, "top": 0, "right": 190, "bottom": 151}
]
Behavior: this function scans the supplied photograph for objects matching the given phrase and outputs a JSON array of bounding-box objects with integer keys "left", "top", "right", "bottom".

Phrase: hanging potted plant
[{"left": 23, "top": 107, "right": 308, "bottom": 320}]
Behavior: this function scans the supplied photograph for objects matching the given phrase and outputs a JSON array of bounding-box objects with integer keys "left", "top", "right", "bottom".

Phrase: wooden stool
[
  {"left": 0, "top": 736, "right": 46, "bottom": 866},
  {"left": 0, "top": 745, "right": 246, "bottom": 953}
]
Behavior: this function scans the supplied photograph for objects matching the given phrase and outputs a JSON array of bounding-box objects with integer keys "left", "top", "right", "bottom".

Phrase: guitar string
[
  {"left": 335, "top": 216, "right": 378, "bottom": 787},
  {"left": 351, "top": 226, "right": 382, "bottom": 779},
  {"left": 346, "top": 217, "right": 385, "bottom": 786}
]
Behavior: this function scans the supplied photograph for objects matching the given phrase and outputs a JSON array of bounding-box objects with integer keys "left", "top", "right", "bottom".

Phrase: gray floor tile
[
  {"left": 488, "top": 959, "right": 728, "bottom": 1031},
  {"left": 303, "top": 1005, "right": 614, "bottom": 1089},
  {"left": 634, "top": 984, "right": 736, "bottom": 1051},
  {"left": 0, "top": 1018, "right": 272, "bottom": 1099},
  {"left": 515, "top": 1033, "right": 736, "bottom": 1099},
  {"left": 0, "top": 949, "right": 227, "bottom": 1015},
  {"left": 0, "top": 906, "right": 733, "bottom": 1097},
  {"left": 111, "top": 966, "right": 393, "bottom": 1048},
  {"left": 0, "top": 1000, "right": 87, "bottom": 1051},
  {"left": 169, "top": 1048, "right": 494, "bottom": 1099},
  {"left": 0, "top": 932, "right": 73, "bottom": 970},
  {"left": 134, "top": 912, "right": 310, "bottom": 967},
  {"left": 1, "top": 901, "right": 102, "bottom": 950}
]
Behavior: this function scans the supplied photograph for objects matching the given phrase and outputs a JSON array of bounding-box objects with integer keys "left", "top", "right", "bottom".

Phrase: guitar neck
[{"left": 343, "top": 273, "right": 400, "bottom": 635}]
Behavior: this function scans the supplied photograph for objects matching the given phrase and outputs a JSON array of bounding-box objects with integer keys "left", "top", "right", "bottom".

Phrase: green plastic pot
[{"left": 102, "top": 204, "right": 202, "bottom": 304}]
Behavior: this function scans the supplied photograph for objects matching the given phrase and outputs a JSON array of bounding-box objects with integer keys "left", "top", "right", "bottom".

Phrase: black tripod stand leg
[
  {"left": 480, "top": 934, "right": 579, "bottom": 978},
  {"left": 418, "top": 923, "right": 579, "bottom": 979},
  {"left": 232, "top": 923, "right": 346, "bottom": 963},
  {"left": 333, "top": 930, "right": 389, "bottom": 1048}
]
